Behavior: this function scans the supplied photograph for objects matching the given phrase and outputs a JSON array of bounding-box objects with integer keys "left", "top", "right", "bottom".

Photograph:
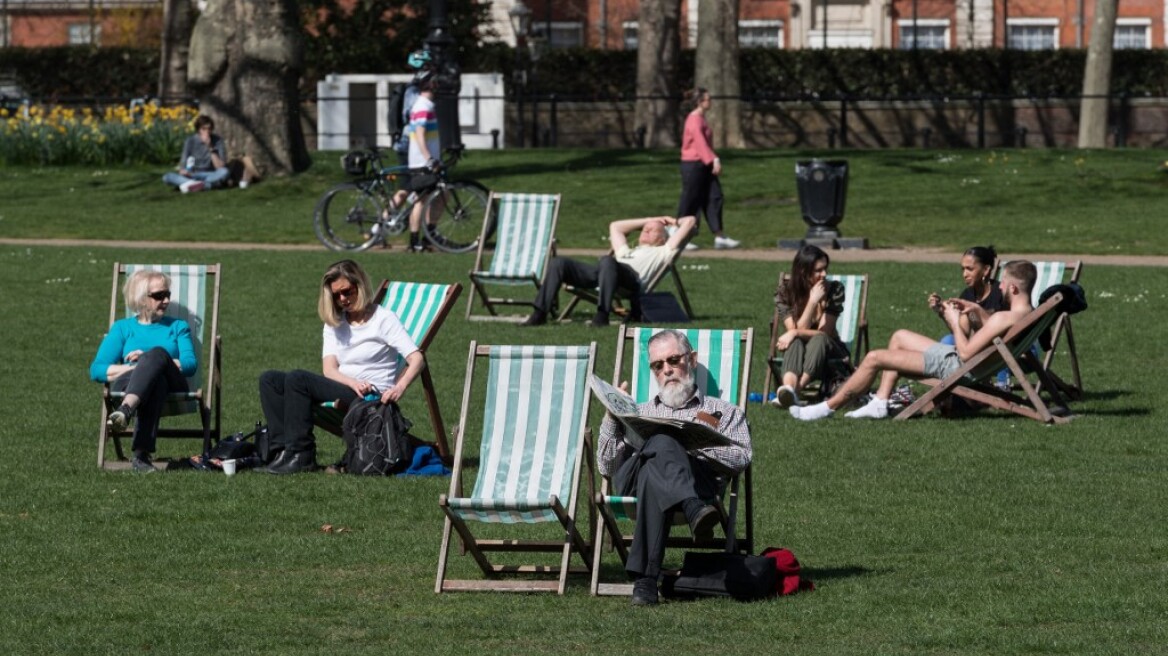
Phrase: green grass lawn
[
  {"left": 3, "top": 147, "right": 1168, "bottom": 254},
  {"left": 1, "top": 238, "right": 1165, "bottom": 653}
]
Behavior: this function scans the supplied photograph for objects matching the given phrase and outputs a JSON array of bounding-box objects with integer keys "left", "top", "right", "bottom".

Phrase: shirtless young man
[{"left": 789, "top": 260, "right": 1038, "bottom": 421}]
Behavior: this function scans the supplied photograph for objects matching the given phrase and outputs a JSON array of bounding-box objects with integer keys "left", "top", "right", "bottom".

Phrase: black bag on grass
[
  {"left": 664, "top": 551, "right": 778, "bottom": 601},
  {"left": 341, "top": 399, "right": 413, "bottom": 475}
]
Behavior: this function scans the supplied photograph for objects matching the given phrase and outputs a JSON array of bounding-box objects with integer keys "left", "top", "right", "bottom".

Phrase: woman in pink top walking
[{"left": 677, "top": 88, "right": 739, "bottom": 250}]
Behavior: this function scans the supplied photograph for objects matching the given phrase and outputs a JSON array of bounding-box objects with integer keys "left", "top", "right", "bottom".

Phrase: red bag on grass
[{"left": 761, "top": 547, "right": 816, "bottom": 595}]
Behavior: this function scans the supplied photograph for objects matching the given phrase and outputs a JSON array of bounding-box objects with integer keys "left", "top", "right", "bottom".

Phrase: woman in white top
[{"left": 259, "top": 260, "right": 424, "bottom": 474}]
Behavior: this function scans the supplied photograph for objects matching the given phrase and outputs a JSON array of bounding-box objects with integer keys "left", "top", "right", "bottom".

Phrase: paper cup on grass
[{"left": 222, "top": 459, "right": 237, "bottom": 476}]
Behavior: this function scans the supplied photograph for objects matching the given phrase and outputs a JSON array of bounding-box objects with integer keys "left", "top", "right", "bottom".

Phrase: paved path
[{"left": 3, "top": 237, "right": 1166, "bottom": 267}]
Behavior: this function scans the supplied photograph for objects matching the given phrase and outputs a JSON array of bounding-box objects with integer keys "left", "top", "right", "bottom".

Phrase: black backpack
[
  {"left": 386, "top": 83, "right": 411, "bottom": 144},
  {"left": 341, "top": 399, "right": 413, "bottom": 475}
]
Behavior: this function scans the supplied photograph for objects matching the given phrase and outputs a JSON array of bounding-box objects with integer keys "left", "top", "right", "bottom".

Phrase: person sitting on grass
[
  {"left": 789, "top": 260, "right": 1037, "bottom": 421},
  {"left": 520, "top": 215, "right": 697, "bottom": 328},
  {"left": 162, "top": 115, "right": 229, "bottom": 193}
]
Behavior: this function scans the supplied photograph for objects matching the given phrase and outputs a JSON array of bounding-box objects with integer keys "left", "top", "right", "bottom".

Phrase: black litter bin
[{"left": 795, "top": 160, "right": 848, "bottom": 239}]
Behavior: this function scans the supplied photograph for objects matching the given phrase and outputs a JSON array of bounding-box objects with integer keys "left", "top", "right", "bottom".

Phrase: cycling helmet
[
  {"left": 407, "top": 49, "right": 433, "bottom": 70},
  {"left": 413, "top": 69, "right": 436, "bottom": 88}
]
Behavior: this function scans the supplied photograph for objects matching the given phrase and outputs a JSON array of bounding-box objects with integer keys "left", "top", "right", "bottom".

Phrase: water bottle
[{"left": 747, "top": 392, "right": 764, "bottom": 403}]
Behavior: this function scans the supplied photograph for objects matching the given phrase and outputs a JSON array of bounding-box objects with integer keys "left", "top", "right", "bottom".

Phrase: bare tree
[
  {"left": 187, "top": 0, "right": 310, "bottom": 176},
  {"left": 1078, "top": 0, "right": 1118, "bottom": 148},
  {"left": 694, "top": 0, "right": 743, "bottom": 148},
  {"left": 158, "top": 0, "right": 194, "bottom": 103},
  {"left": 634, "top": 0, "right": 681, "bottom": 148}
]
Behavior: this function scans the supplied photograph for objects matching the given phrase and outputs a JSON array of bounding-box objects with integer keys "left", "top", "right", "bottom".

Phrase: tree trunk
[
  {"left": 695, "top": 0, "right": 743, "bottom": 148},
  {"left": 157, "top": 0, "right": 193, "bottom": 103},
  {"left": 1078, "top": 0, "right": 1118, "bottom": 148},
  {"left": 187, "top": 0, "right": 310, "bottom": 176},
  {"left": 634, "top": 0, "right": 680, "bottom": 148}
]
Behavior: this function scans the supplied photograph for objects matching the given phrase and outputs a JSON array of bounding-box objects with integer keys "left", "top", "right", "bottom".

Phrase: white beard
[{"left": 658, "top": 377, "right": 697, "bottom": 409}]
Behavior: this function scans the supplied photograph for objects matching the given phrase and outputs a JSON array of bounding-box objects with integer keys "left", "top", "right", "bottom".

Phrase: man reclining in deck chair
[
  {"left": 520, "top": 215, "right": 697, "bottom": 328},
  {"left": 790, "top": 260, "right": 1037, "bottom": 421}
]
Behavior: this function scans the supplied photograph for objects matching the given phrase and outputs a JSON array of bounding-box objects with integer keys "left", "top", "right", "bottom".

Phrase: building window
[
  {"left": 622, "top": 21, "right": 638, "bottom": 50},
  {"left": 739, "top": 20, "right": 784, "bottom": 49},
  {"left": 1007, "top": 19, "right": 1057, "bottom": 50},
  {"left": 68, "top": 23, "right": 101, "bottom": 45},
  {"left": 1114, "top": 19, "right": 1151, "bottom": 49},
  {"left": 531, "top": 21, "right": 584, "bottom": 49},
  {"left": 897, "top": 20, "right": 949, "bottom": 49}
]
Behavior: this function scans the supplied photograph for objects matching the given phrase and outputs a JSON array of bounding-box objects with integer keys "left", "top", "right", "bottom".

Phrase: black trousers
[
  {"left": 258, "top": 369, "right": 357, "bottom": 453},
  {"left": 534, "top": 255, "right": 642, "bottom": 317},
  {"left": 613, "top": 434, "right": 719, "bottom": 579},
  {"left": 677, "top": 161, "right": 724, "bottom": 235},
  {"left": 110, "top": 347, "right": 189, "bottom": 454}
]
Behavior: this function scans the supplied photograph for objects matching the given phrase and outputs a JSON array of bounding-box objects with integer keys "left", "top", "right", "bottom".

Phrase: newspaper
[{"left": 589, "top": 374, "right": 734, "bottom": 452}]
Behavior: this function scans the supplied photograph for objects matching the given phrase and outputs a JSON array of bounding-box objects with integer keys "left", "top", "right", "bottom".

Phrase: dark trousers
[
  {"left": 613, "top": 434, "right": 719, "bottom": 579},
  {"left": 677, "top": 161, "right": 724, "bottom": 234},
  {"left": 258, "top": 369, "right": 358, "bottom": 453},
  {"left": 110, "top": 347, "right": 189, "bottom": 454},
  {"left": 534, "top": 255, "right": 642, "bottom": 318}
]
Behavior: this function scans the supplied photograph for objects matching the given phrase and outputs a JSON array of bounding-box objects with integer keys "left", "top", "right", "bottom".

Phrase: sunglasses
[
  {"left": 648, "top": 353, "right": 690, "bottom": 373},
  {"left": 332, "top": 286, "right": 357, "bottom": 300},
  {"left": 148, "top": 290, "right": 171, "bottom": 301}
]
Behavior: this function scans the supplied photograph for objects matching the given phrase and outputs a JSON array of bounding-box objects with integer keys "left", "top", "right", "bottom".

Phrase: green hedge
[{"left": 6, "top": 46, "right": 1168, "bottom": 102}]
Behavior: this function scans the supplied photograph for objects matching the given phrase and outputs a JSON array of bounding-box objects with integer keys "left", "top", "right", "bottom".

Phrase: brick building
[{"left": 1, "top": 0, "right": 162, "bottom": 48}]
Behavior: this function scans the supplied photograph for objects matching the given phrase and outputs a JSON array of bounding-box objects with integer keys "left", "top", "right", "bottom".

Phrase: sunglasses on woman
[
  {"left": 148, "top": 290, "right": 171, "bottom": 301},
  {"left": 648, "top": 353, "right": 690, "bottom": 373}
]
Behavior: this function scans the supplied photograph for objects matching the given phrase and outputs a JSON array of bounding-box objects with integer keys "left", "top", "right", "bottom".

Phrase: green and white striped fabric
[
  {"left": 1029, "top": 261, "right": 1067, "bottom": 307},
  {"left": 628, "top": 328, "right": 743, "bottom": 406},
  {"left": 474, "top": 193, "right": 557, "bottom": 284},
  {"left": 381, "top": 281, "right": 451, "bottom": 348},
  {"left": 447, "top": 345, "right": 592, "bottom": 524},
  {"left": 115, "top": 264, "right": 206, "bottom": 410},
  {"left": 612, "top": 328, "right": 744, "bottom": 521},
  {"left": 827, "top": 274, "right": 864, "bottom": 352}
]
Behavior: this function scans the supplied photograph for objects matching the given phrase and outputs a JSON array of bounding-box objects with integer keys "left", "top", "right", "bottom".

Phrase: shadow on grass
[{"left": 802, "top": 564, "right": 878, "bottom": 582}]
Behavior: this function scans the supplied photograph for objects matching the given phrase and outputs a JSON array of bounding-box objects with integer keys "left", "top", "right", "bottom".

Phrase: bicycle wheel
[
  {"left": 421, "top": 180, "right": 491, "bottom": 254},
  {"left": 313, "top": 182, "right": 384, "bottom": 252}
]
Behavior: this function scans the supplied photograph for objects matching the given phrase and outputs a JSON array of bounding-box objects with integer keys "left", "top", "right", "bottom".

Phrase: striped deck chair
[
  {"left": 98, "top": 263, "right": 222, "bottom": 469},
  {"left": 996, "top": 260, "right": 1084, "bottom": 399},
  {"left": 895, "top": 293, "right": 1073, "bottom": 424},
  {"left": 555, "top": 248, "right": 695, "bottom": 322},
  {"left": 312, "top": 280, "right": 462, "bottom": 460},
  {"left": 466, "top": 193, "right": 560, "bottom": 321},
  {"left": 764, "top": 273, "right": 869, "bottom": 400},
  {"left": 591, "top": 326, "right": 754, "bottom": 597},
  {"left": 436, "top": 343, "right": 598, "bottom": 594}
]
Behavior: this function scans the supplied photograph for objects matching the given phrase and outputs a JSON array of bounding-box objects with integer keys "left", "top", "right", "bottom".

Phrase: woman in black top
[{"left": 930, "top": 245, "right": 1005, "bottom": 340}]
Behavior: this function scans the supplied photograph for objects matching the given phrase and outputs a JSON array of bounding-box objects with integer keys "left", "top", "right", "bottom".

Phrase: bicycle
[{"left": 313, "top": 145, "right": 491, "bottom": 254}]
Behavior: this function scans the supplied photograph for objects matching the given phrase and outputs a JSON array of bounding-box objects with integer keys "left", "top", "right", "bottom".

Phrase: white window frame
[
  {"left": 1114, "top": 18, "right": 1152, "bottom": 49},
  {"left": 738, "top": 19, "right": 784, "bottom": 49},
  {"left": 1007, "top": 18, "right": 1058, "bottom": 50},
  {"left": 531, "top": 21, "right": 584, "bottom": 49},
  {"left": 622, "top": 21, "right": 638, "bottom": 50},
  {"left": 897, "top": 19, "right": 949, "bottom": 50},
  {"left": 68, "top": 22, "right": 101, "bottom": 46}
]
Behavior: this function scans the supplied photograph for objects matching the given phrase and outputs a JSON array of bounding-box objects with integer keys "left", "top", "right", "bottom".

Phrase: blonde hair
[
  {"left": 317, "top": 259, "right": 373, "bottom": 327},
  {"left": 124, "top": 270, "right": 170, "bottom": 321}
]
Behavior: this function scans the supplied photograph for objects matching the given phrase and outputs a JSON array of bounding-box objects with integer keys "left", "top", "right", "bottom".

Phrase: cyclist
[
  {"left": 403, "top": 65, "right": 448, "bottom": 252},
  {"left": 390, "top": 50, "right": 434, "bottom": 208}
]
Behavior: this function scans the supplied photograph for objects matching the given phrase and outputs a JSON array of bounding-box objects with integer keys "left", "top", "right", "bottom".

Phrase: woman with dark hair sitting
[
  {"left": 258, "top": 260, "right": 424, "bottom": 474},
  {"left": 90, "top": 269, "right": 198, "bottom": 473},
  {"left": 770, "top": 245, "right": 850, "bottom": 409},
  {"left": 929, "top": 245, "right": 1004, "bottom": 340}
]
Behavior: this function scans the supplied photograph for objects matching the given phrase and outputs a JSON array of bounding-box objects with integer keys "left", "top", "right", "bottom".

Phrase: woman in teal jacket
[{"left": 90, "top": 269, "right": 198, "bottom": 472}]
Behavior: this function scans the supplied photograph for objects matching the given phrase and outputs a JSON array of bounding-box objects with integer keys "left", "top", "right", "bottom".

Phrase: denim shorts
[{"left": 923, "top": 343, "right": 962, "bottom": 379}]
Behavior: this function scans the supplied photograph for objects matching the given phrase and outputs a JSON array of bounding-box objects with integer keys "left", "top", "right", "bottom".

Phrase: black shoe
[
  {"left": 587, "top": 313, "right": 610, "bottom": 329},
  {"left": 520, "top": 311, "right": 548, "bottom": 327},
  {"left": 108, "top": 404, "right": 136, "bottom": 433},
  {"left": 266, "top": 450, "right": 317, "bottom": 474},
  {"left": 130, "top": 453, "right": 156, "bottom": 473},
  {"left": 631, "top": 576, "right": 659, "bottom": 606},
  {"left": 686, "top": 503, "right": 719, "bottom": 541}
]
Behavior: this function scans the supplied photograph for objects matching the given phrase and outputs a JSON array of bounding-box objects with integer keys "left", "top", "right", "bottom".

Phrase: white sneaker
[
  {"left": 179, "top": 180, "right": 205, "bottom": 194},
  {"left": 684, "top": 242, "right": 699, "bottom": 251},
  {"left": 714, "top": 236, "right": 741, "bottom": 250},
  {"left": 238, "top": 180, "right": 249, "bottom": 189},
  {"left": 775, "top": 385, "right": 797, "bottom": 409}
]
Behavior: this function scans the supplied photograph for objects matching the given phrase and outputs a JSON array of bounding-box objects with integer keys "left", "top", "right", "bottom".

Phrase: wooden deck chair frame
[
  {"left": 591, "top": 326, "right": 754, "bottom": 597},
  {"left": 312, "top": 279, "right": 462, "bottom": 460},
  {"left": 436, "top": 342, "right": 598, "bottom": 594},
  {"left": 555, "top": 248, "right": 695, "bottom": 322},
  {"left": 98, "top": 263, "right": 222, "bottom": 469},
  {"left": 894, "top": 293, "right": 1073, "bottom": 425},
  {"left": 994, "top": 260, "right": 1083, "bottom": 400},
  {"left": 763, "top": 273, "right": 869, "bottom": 400},
  {"left": 466, "top": 192, "right": 560, "bottom": 322}
]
